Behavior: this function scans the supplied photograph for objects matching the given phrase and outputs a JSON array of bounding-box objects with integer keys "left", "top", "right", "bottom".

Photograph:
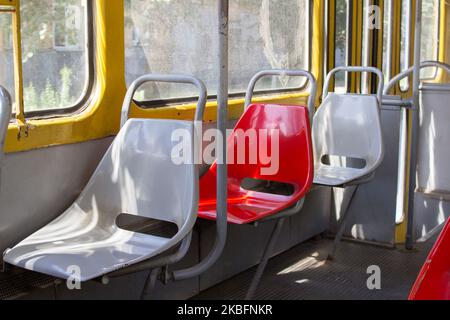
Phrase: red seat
[
  {"left": 409, "top": 218, "right": 450, "bottom": 300},
  {"left": 198, "top": 103, "right": 314, "bottom": 224}
]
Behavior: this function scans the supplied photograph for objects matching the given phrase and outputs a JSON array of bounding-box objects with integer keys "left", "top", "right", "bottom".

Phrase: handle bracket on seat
[
  {"left": 244, "top": 69, "right": 317, "bottom": 124},
  {"left": 384, "top": 61, "right": 450, "bottom": 95},
  {"left": 323, "top": 66, "right": 384, "bottom": 104},
  {"left": 121, "top": 74, "right": 207, "bottom": 127}
]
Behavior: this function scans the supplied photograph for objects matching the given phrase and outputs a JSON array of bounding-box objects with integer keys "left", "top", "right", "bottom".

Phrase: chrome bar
[
  {"left": 384, "top": 61, "right": 450, "bottom": 95},
  {"left": 173, "top": 0, "right": 229, "bottom": 281},
  {"left": 323, "top": 66, "right": 384, "bottom": 104},
  {"left": 405, "top": 0, "right": 422, "bottom": 250}
]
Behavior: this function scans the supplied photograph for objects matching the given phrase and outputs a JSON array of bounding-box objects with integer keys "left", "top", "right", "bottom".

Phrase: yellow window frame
[{"left": 3, "top": 0, "right": 323, "bottom": 154}]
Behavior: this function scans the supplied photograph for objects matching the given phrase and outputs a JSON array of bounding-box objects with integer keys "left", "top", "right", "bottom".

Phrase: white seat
[
  {"left": 312, "top": 94, "right": 384, "bottom": 187},
  {"left": 4, "top": 118, "right": 198, "bottom": 281},
  {"left": 313, "top": 66, "right": 385, "bottom": 260}
]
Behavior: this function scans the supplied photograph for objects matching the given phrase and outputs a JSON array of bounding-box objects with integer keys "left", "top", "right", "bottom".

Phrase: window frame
[
  {"left": 398, "top": 0, "right": 440, "bottom": 93},
  {"left": 125, "top": 0, "right": 313, "bottom": 109},
  {"left": 22, "top": 0, "right": 95, "bottom": 119}
]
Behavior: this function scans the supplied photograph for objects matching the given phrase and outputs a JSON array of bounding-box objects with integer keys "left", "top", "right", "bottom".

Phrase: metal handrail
[
  {"left": 384, "top": 61, "right": 450, "bottom": 95},
  {"left": 323, "top": 66, "right": 384, "bottom": 104},
  {"left": 173, "top": 0, "right": 229, "bottom": 281},
  {"left": 120, "top": 74, "right": 207, "bottom": 127},
  {"left": 244, "top": 69, "right": 318, "bottom": 124}
]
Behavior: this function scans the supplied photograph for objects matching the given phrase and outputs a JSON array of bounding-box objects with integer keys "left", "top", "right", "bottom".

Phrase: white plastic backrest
[
  {"left": 313, "top": 94, "right": 384, "bottom": 175},
  {"left": 417, "top": 84, "right": 450, "bottom": 194},
  {"left": 0, "top": 87, "right": 12, "bottom": 168},
  {"left": 76, "top": 118, "right": 198, "bottom": 235}
]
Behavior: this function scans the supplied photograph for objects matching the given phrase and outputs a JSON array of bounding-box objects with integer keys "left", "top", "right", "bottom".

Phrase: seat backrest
[
  {"left": 417, "top": 84, "right": 450, "bottom": 194},
  {"left": 202, "top": 104, "right": 313, "bottom": 200},
  {"left": 313, "top": 94, "right": 384, "bottom": 175},
  {"left": 75, "top": 118, "right": 197, "bottom": 230}
]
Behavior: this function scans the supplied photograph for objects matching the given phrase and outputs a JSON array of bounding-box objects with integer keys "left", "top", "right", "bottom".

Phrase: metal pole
[
  {"left": 172, "top": 0, "right": 229, "bottom": 280},
  {"left": 405, "top": 0, "right": 422, "bottom": 250},
  {"left": 215, "top": 0, "right": 229, "bottom": 263}
]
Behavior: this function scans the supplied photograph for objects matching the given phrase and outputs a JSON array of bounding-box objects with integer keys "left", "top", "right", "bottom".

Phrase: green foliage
[
  {"left": 60, "top": 66, "right": 73, "bottom": 106},
  {"left": 40, "top": 80, "right": 58, "bottom": 109},
  {"left": 24, "top": 66, "right": 76, "bottom": 112},
  {"left": 24, "top": 83, "right": 38, "bottom": 110}
]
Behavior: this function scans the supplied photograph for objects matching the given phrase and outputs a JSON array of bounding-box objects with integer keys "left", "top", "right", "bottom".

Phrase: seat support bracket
[
  {"left": 328, "top": 185, "right": 359, "bottom": 260},
  {"left": 245, "top": 218, "right": 286, "bottom": 300},
  {"left": 245, "top": 199, "right": 305, "bottom": 300}
]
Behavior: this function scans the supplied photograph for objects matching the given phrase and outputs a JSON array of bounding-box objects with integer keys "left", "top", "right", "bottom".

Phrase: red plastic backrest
[
  {"left": 203, "top": 104, "right": 313, "bottom": 200},
  {"left": 409, "top": 218, "right": 450, "bottom": 300}
]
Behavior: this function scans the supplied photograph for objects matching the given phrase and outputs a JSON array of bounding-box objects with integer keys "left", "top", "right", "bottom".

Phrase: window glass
[
  {"left": 334, "top": 0, "right": 348, "bottom": 93},
  {"left": 0, "top": 13, "right": 15, "bottom": 105},
  {"left": 400, "top": 0, "right": 439, "bottom": 90},
  {"left": 21, "top": 0, "right": 89, "bottom": 112},
  {"left": 400, "top": 0, "right": 411, "bottom": 91},
  {"left": 125, "top": 0, "right": 310, "bottom": 103},
  {"left": 382, "top": 0, "right": 392, "bottom": 84},
  {"left": 421, "top": 0, "right": 439, "bottom": 79}
]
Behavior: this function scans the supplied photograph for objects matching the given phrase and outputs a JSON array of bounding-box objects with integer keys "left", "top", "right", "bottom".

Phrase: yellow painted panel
[
  {"left": 0, "top": 0, "right": 17, "bottom": 8},
  {"left": 5, "top": 0, "right": 127, "bottom": 153}
]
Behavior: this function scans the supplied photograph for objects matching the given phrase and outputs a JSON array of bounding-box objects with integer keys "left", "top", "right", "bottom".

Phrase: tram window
[
  {"left": 334, "top": 0, "right": 348, "bottom": 93},
  {"left": 0, "top": 13, "right": 15, "bottom": 107},
  {"left": 382, "top": 0, "right": 393, "bottom": 84},
  {"left": 21, "top": 0, "right": 91, "bottom": 113},
  {"left": 125, "top": 0, "right": 310, "bottom": 104},
  {"left": 421, "top": 0, "right": 439, "bottom": 79},
  {"left": 399, "top": 0, "right": 411, "bottom": 91}
]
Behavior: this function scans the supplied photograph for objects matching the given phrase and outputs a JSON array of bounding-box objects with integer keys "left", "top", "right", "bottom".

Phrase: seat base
[
  {"left": 3, "top": 206, "right": 174, "bottom": 281},
  {"left": 314, "top": 167, "right": 376, "bottom": 187},
  {"left": 3, "top": 118, "right": 198, "bottom": 282},
  {"left": 199, "top": 193, "right": 302, "bottom": 225},
  {"left": 313, "top": 166, "right": 366, "bottom": 187}
]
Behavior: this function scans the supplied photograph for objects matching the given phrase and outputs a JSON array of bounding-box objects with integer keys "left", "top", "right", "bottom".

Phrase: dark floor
[{"left": 194, "top": 236, "right": 436, "bottom": 300}]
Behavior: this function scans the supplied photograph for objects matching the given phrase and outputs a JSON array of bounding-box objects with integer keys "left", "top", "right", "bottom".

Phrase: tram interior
[{"left": 0, "top": 0, "right": 449, "bottom": 300}]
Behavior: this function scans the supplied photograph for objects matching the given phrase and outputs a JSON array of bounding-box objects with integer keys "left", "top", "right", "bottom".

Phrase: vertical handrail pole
[
  {"left": 172, "top": 0, "right": 229, "bottom": 280},
  {"left": 215, "top": 0, "right": 229, "bottom": 269},
  {"left": 405, "top": 0, "right": 422, "bottom": 250}
]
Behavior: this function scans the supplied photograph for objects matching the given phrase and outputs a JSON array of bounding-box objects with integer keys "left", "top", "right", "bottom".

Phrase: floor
[{"left": 194, "top": 236, "right": 436, "bottom": 300}]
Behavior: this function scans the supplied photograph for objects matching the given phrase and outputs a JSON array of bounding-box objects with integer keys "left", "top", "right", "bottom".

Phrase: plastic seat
[
  {"left": 409, "top": 218, "right": 450, "bottom": 300},
  {"left": 3, "top": 75, "right": 205, "bottom": 282},
  {"left": 198, "top": 103, "right": 314, "bottom": 224},
  {"left": 313, "top": 94, "right": 384, "bottom": 187},
  {"left": 197, "top": 69, "right": 316, "bottom": 300},
  {"left": 313, "top": 66, "right": 385, "bottom": 260}
]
